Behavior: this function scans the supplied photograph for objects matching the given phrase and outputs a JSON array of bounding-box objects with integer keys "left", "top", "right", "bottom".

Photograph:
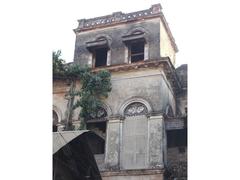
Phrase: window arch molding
[
  {"left": 119, "top": 97, "right": 152, "bottom": 117},
  {"left": 87, "top": 103, "right": 113, "bottom": 120},
  {"left": 95, "top": 34, "right": 112, "bottom": 46},
  {"left": 86, "top": 33, "right": 113, "bottom": 48},
  {"left": 122, "top": 27, "right": 150, "bottom": 63},
  {"left": 123, "top": 26, "right": 150, "bottom": 41},
  {"left": 86, "top": 34, "right": 112, "bottom": 67},
  {"left": 102, "top": 103, "right": 113, "bottom": 117}
]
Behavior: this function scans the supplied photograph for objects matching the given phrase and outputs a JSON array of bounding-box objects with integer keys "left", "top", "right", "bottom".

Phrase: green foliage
[
  {"left": 52, "top": 50, "right": 65, "bottom": 76},
  {"left": 73, "top": 69, "right": 112, "bottom": 121},
  {"left": 52, "top": 50, "right": 112, "bottom": 128}
]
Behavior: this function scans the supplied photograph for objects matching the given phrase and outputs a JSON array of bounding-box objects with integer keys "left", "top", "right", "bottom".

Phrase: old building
[{"left": 53, "top": 3, "right": 187, "bottom": 180}]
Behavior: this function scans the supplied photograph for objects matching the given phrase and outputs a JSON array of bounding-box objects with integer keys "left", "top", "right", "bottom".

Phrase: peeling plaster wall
[
  {"left": 53, "top": 68, "right": 176, "bottom": 122},
  {"left": 53, "top": 80, "right": 81, "bottom": 123},
  {"left": 74, "top": 18, "right": 161, "bottom": 66},
  {"left": 104, "top": 68, "right": 176, "bottom": 116}
]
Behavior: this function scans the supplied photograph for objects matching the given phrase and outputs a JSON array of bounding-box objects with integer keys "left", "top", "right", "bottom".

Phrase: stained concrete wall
[
  {"left": 104, "top": 68, "right": 176, "bottom": 116},
  {"left": 53, "top": 68, "right": 176, "bottom": 172},
  {"left": 160, "top": 19, "right": 176, "bottom": 65},
  {"left": 121, "top": 115, "right": 148, "bottom": 170},
  {"left": 74, "top": 18, "right": 160, "bottom": 66},
  {"left": 53, "top": 68, "right": 176, "bottom": 126},
  {"left": 53, "top": 79, "right": 81, "bottom": 124}
]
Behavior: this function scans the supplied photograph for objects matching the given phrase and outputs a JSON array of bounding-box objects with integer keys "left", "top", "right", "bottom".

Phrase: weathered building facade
[{"left": 53, "top": 4, "right": 187, "bottom": 180}]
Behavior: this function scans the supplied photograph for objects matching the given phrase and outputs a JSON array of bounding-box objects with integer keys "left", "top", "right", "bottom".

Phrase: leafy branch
[{"left": 53, "top": 50, "right": 112, "bottom": 130}]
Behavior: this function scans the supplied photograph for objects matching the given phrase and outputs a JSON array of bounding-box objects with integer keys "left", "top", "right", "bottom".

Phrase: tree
[
  {"left": 52, "top": 50, "right": 112, "bottom": 130},
  {"left": 52, "top": 50, "right": 65, "bottom": 76}
]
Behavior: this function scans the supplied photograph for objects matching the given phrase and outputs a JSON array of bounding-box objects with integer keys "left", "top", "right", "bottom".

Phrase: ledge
[
  {"left": 100, "top": 168, "right": 165, "bottom": 177},
  {"left": 53, "top": 58, "right": 183, "bottom": 95},
  {"left": 92, "top": 57, "right": 182, "bottom": 95}
]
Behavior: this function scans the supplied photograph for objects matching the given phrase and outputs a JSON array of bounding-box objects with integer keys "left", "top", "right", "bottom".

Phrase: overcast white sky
[{"left": 51, "top": 0, "right": 189, "bottom": 67}]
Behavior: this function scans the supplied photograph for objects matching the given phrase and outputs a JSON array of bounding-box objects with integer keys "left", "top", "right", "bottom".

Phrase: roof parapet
[
  {"left": 74, "top": 4, "right": 162, "bottom": 33},
  {"left": 73, "top": 3, "right": 178, "bottom": 52}
]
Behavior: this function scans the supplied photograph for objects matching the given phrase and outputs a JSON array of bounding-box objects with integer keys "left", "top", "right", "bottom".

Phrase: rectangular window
[
  {"left": 94, "top": 48, "right": 108, "bottom": 67},
  {"left": 129, "top": 42, "right": 144, "bottom": 63}
]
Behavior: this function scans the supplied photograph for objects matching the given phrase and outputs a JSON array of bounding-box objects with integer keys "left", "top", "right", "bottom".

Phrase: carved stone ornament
[
  {"left": 124, "top": 102, "right": 148, "bottom": 116},
  {"left": 89, "top": 107, "right": 107, "bottom": 119}
]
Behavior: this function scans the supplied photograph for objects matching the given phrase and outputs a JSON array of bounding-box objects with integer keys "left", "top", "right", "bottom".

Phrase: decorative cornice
[
  {"left": 74, "top": 4, "right": 162, "bottom": 33},
  {"left": 92, "top": 57, "right": 182, "bottom": 95}
]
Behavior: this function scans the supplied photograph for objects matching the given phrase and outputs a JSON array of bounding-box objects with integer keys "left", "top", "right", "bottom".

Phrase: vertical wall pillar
[
  {"left": 104, "top": 116, "right": 122, "bottom": 170},
  {"left": 144, "top": 43, "right": 149, "bottom": 61},
  {"left": 148, "top": 114, "right": 165, "bottom": 168},
  {"left": 107, "top": 50, "right": 111, "bottom": 66}
]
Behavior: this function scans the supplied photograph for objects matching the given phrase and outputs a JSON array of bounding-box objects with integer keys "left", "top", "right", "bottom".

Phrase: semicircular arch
[{"left": 119, "top": 97, "right": 152, "bottom": 116}]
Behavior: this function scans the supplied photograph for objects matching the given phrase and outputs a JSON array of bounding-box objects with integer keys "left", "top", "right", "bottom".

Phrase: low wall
[{"left": 101, "top": 169, "right": 164, "bottom": 180}]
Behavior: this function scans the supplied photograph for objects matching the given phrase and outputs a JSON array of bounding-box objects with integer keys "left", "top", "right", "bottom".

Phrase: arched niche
[
  {"left": 120, "top": 98, "right": 152, "bottom": 169},
  {"left": 86, "top": 103, "right": 111, "bottom": 154},
  {"left": 52, "top": 106, "right": 62, "bottom": 132},
  {"left": 53, "top": 105, "right": 62, "bottom": 123}
]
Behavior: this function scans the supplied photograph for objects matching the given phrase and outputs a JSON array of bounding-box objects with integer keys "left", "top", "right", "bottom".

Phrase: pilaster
[
  {"left": 148, "top": 114, "right": 165, "bottom": 168},
  {"left": 104, "top": 116, "right": 123, "bottom": 170}
]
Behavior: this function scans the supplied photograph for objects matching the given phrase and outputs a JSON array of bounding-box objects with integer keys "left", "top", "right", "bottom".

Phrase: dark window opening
[
  {"left": 86, "top": 121, "right": 106, "bottom": 154},
  {"left": 94, "top": 48, "right": 108, "bottom": 67},
  {"left": 130, "top": 41, "right": 144, "bottom": 63},
  {"left": 167, "top": 129, "right": 187, "bottom": 149}
]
